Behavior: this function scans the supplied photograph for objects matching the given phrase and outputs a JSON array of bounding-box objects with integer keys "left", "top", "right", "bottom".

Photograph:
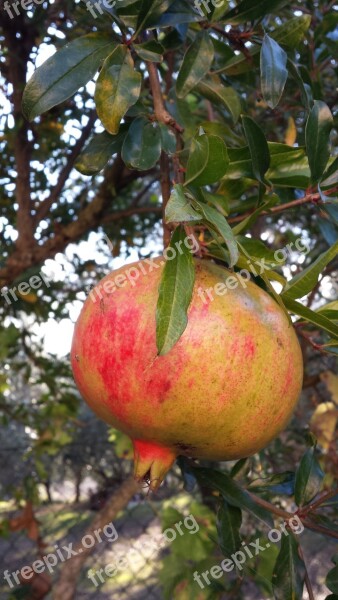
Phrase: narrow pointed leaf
[
  {"left": 75, "top": 127, "right": 128, "bottom": 175},
  {"left": 294, "top": 445, "right": 324, "bottom": 507},
  {"left": 194, "top": 201, "right": 239, "bottom": 267},
  {"left": 273, "top": 15, "right": 312, "bottom": 48},
  {"left": 261, "top": 35, "right": 288, "bottom": 109},
  {"left": 322, "top": 156, "right": 338, "bottom": 185},
  {"left": 287, "top": 59, "right": 313, "bottom": 110},
  {"left": 165, "top": 185, "right": 201, "bottom": 223},
  {"left": 186, "top": 133, "right": 229, "bottom": 186},
  {"left": 195, "top": 77, "right": 241, "bottom": 122},
  {"left": 223, "top": 0, "right": 288, "bottom": 25},
  {"left": 306, "top": 100, "right": 333, "bottom": 183},
  {"left": 95, "top": 45, "right": 142, "bottom": 135},
  {"left": 242, "top": 115, "right": 270, "bottom": 184},
  {"left": 156, "top": 227, "right": 195, "bottom": 355},
  {"left": 284, "top": 298, "right": 338, "bottom": 339},
  {"left": 217, "top": 501, "right": 242, "bottom": 557},
  {"left": 134, "top": 40, "right": 164, "bottom": 62},
  {"left": 272, "top": 534, "right": 305, "bottom": 600},
  {"left": 194, "top": 135, "right": 229, "bottom": 186},
  {"left": 185, "top": 134, "right": 209, "bottom": 185},
  {"left": 134, "top": 0, "right": 168, "bottom": 36},
  {"left": 122, "top": 117, "right": 161, "bottom": 170},
  {"left": 159, "top": 123, "right": 177, "bottom": 154},
  {"left": 282, "top": 241, "right": 338, "bottom": 300},
  {"left": 190, "top": 466, "right": 273, "bottom": 527},
  {"left": 22, "top": 34, "right": 117, "bottom": 120},
  {"left": 176, "top": 32, "right": 214, "bottom": 98}
]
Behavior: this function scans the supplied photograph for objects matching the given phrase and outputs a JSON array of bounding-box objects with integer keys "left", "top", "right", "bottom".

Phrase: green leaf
[
  {"left": 305, "top": 100, "right": 333, "bottom": 183},
  {"left": 261, "top": 35, "right": 288, "bottom": 109},
  {"left": 150, "top": 0, "right": 202, "bottom": 28},
  {"left": 273, "top": 15, "right": 312, "bottom": 48},
  {"left": 326, "top": 564, "right": 338, "bottom": 593},
  {"left": 272, "top": 534, "right": 305, "bottom": 600},
  {"left": 294, "top": 445, "right": 324, "bottom": 507},
  {"left": 133, "top": 0, "right": 168, "bottom": 36},
  {"left": 75, "top": 127, "right": 128, "bottom": 175},
  {"left": 287, "top": 59, "right": 313, "bottom": 110},
  {"left": 225, "top": 143, "right": 310, "bottom": 188},
  {"left": 232, "top": 195, "right": 278, "bottom": 235},
  {"left": 191, "top": 466, "right": 273, "bottom": 527},
  {"left": 95, "top": 45, "right": 142, "bottom": 135},
  {"left": 159, "top": 123, "right": 177, "bottom": 155},
  {"left": 217, "top": 501, "right": 242, "bottom": 558},
  {"left": 185, "top": 134, "right": 209, "bottom": 185},
  {"left": 195, "top": 77, "right": 241, "bottom": 122},
  {"left": 22, "top": 34, "right": 116, "bottom": 120},
  {"left": 194, "top": 201, "right": 239, "bottom": 267},
  {"left": 113, "top": 0, "right": 141, "bottom": 29},
  {"left": 322, "top": 156, "right": 338, "bottom": 186},
  {"left": 223, "top": 0, "right": 288, "bottom": 25},
  {"left": 242, "top": 116, "right": 270, "bottom": 185},
  {"left": 176, "top": 32, "right": 215, "bottom": 98},
  {"left": 121, "top": 117, "right": 161, "bottom": 169},
  {"left": 134, "top": 40, "right": 164, "bottom": 62},
  {"left": 282, "top": 241, "right": 338, "bottom": 300},
  {"left": 165, "top": 185, "right": 201, "bottom": 223},
  {"left": 284, "top": 298, "right": 338, "bottom": 339},
  {"left": 317, "top": 300, "right": 338, "bottom": 319},
  {"left": 236, "top": 236, "right": 283, "bottom": 267},
  {"left": 219, "top": 16, "right": 311, "bottom": 76},
  {"left": 248, "top": 472, "right": 295, "bottom": 496},
  {"left": 156, "top": 226, "right": 195, "bottom": 355},
  {"left": 186, "top": 133, "right": 229, "bottom": 186}
]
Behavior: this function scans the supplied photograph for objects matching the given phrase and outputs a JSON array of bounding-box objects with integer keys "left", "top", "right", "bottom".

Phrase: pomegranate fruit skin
[{"left": 71, "top": 258, "right": 303, "bottom": 489}]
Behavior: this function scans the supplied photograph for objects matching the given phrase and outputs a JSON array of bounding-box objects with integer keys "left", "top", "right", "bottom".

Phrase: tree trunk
[{"left": 53, "top": 475, "right": 141, "bottom": 600}]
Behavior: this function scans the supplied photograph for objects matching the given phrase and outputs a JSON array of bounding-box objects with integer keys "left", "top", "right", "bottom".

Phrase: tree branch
[
  {"left": 4, "top": 19, "right": 36, "bottom": 253},
  {"left": 228, "top": 192, "right": 321, "bottom": 224},
  {"left": 53, "top": 475, "right": 141, "bottom": 600},
  {"left": 147, "top": 62, "right": 182, "bottom": 246},
  {"left": 147, "top": 62, "right": 184, "bottom": 134}
]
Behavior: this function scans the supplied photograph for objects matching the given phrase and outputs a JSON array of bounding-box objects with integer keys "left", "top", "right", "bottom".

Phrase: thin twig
[
  {"left": 301, "top": 488, "right": 338, "bottom": 515},
  {"left": 160, "top": 152, "right": 172, "bottom": 247},
  {"left": 228, "top": 193, "right": 319, "bottom": 224},
  {"left": 147, "top": 62, "right": 183, "bottom": 246},
  {"left": 302, "top": 518, "right": 338, "bottom": 539},
  {"left": 298, "top": 545, "right": 315, "bottom": 600},
  {"left": 248, "top": 492, "right": 291, "bottom": 519}
]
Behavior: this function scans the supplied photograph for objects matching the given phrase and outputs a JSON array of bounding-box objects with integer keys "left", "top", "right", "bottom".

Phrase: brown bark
[
  {"left": 53, "top": 475, "right": 141, "bottom": 600},
  {"left": 3, "top": 17, "right": 36, "bottom": 253},
  {"left": 147, "top": 62, "right": 183, "bottom": 247}
]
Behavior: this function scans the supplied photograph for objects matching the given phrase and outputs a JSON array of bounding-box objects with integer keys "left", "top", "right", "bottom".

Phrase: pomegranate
[{"left": 71, "top": 258, "right": 303, "bottom": 490}]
